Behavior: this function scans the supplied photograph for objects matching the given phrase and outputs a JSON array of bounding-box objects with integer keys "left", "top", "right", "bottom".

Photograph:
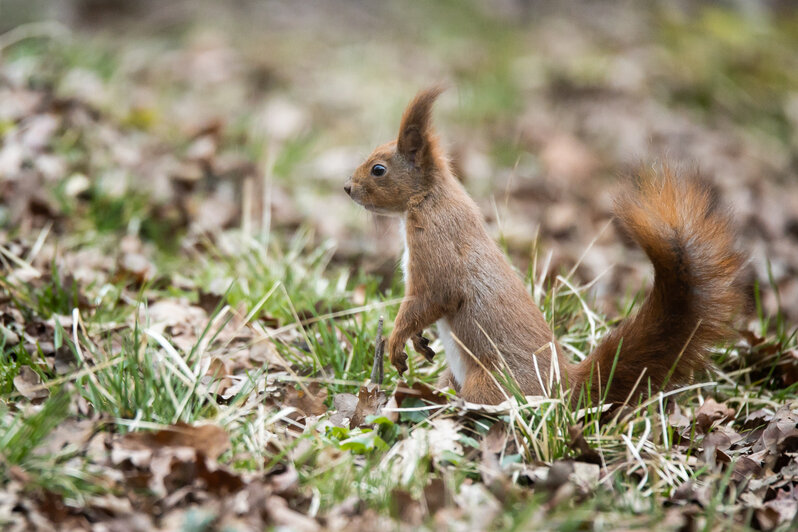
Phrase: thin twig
[{"left": 370, "top": 316, "right": 385, "bottom": 384}]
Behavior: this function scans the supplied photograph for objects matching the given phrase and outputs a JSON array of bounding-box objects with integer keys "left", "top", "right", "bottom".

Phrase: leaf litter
[{"left": 1, "top": 2, "right": 798, "bottom": 531}]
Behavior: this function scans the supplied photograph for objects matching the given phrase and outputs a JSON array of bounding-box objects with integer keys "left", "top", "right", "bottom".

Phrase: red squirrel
[{"left": 344, "top": 87, "right": 749, "bottom": 405}]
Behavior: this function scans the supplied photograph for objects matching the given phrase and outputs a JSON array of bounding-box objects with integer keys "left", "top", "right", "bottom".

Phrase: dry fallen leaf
[
  {"left": 284, "top": 382, "right": 328, "bottom": 419},
  {"left": 13, "top": 366, "right": 48, "bottom": 401},
  {"left": 350, "top": 383, "right": 387, "bottom": 428},
  {"left": 570, "top": 462, "right": 600, "bottom": 494},
  {"left": 390, "top": 488, "right": 423, "bottom": 525},
  {"left": 116, "top": 422, "right": 230, "bottom": 461},
  {"left": 423, "top": 477, "right": 448, "bottom": 516},
  {"left": 202, "top": 357, "right": 233, "bottom": 396},
  {"left": 731, "top": 456, "right": 763, "bottom": 485},
  {"left": 328, "top": 392, "right": 359, "bottom": 427},
  {"left": 668, "top": 402, "right": 692, "bottom": 429},
  {"left": 480, "top": 422, "right": 508, "bottom": 488},
  {"left": 483, "top": 421, "right": 508, "bottom": 455},
  {"left": 756, "top": 485, "right": 798, "bottom": 530},
  {"left": 744, "top": 408, "right": 775, "bottom": 430},
  {"left": 393, "top": 379, "right": 447, "bottom": 407},
  {"left": 696, "top": 398, "right": 735, "bottom": 433}
]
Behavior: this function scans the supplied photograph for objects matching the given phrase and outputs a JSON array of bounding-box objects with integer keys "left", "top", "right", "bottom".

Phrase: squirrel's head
[{"left": 345, "top": 86, "right": 446, "bottom": 215}]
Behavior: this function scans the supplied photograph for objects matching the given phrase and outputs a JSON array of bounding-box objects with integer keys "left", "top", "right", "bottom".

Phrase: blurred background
[{"left": 2, "top": 0, "right": 797, "bottom": 320}]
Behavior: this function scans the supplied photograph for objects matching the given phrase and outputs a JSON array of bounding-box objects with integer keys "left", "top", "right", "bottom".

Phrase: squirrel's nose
[{"left": 344, "top": 184, "right": 352, "bottom": 196}]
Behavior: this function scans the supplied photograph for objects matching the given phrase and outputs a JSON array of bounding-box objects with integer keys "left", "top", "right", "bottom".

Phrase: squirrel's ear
[{"left": 397, "top": 86, "right": 444, "bottom": 168}]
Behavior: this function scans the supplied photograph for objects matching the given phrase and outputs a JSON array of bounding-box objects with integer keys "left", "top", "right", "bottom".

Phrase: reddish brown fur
[
  {"left": 569, "top": 168, "right": 751, "bottom": 404},
  {"left": 345, "top": 88, "right": 750, "bottom": 405}
]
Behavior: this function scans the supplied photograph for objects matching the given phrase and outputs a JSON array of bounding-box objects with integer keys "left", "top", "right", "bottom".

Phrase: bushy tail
[{"left": 570, "top": 166, "right": 750, "bottom": 405}]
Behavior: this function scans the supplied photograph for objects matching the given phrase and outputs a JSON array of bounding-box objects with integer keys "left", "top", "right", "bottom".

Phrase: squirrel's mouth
[
  {"left": 353, "top": 197, "right": 396, "bottom": 216},
  {"left": 346, "top": 191, "right": 365, "bottom": 207},
  {"left": 346, "top": 189, "right": 400, "bottom": 216}
]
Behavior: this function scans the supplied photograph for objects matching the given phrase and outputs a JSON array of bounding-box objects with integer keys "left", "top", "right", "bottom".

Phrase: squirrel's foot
[
  {"left": 436, "top": 367, "right": 459, "bottom": 392},
  {"left": 388, "top": 334, "right": 408, "bottom": 375},
  {"left": 412, "top": 332, "right": 436, "bottom": 362}
]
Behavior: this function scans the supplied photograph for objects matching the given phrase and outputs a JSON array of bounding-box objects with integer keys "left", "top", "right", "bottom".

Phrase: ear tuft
[{"left": 397, "top": 86, "right": 445, "bottom": 168}]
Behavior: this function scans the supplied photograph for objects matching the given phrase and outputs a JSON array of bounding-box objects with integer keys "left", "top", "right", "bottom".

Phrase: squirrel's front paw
[
  {"left": 388, "top": 335, "right": 408, "bottom": 375},
  {"left": 412, "top": 333, "right": 436, "bottom": 362}
]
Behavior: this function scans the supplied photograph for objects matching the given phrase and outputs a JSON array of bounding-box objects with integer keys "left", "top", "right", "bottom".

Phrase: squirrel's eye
[{"left": 371, "top": 164, "right": 387, "bottom": 177}]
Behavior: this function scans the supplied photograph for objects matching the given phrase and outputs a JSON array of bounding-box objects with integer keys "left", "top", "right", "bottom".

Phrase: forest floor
[{"left": 1, "top": 1, "right": 798, "bottom": 530}]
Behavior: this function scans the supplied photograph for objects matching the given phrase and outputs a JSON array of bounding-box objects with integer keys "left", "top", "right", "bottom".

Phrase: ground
[{"left": 1, "top": 1, "right": 798, "bottom": 530}]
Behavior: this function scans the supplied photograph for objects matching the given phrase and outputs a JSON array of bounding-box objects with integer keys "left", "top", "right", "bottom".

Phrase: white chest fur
[
  {"left": 399, "top": 218, "right": 410, "bottom": 284},
  {"left": 398, "top": 218, "right": 465, "bottom": 386},
  {"left": 437, "top": 319, "right": 466, "bottom": 385}
]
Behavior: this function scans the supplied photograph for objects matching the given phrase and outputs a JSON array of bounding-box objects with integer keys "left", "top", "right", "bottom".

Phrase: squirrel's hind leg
[
  {"left": 459, "top": 370, "right": 505, "bottom": 405},
  {"left": 436, "top": 367, "right": 460, "bottom": 392}
]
